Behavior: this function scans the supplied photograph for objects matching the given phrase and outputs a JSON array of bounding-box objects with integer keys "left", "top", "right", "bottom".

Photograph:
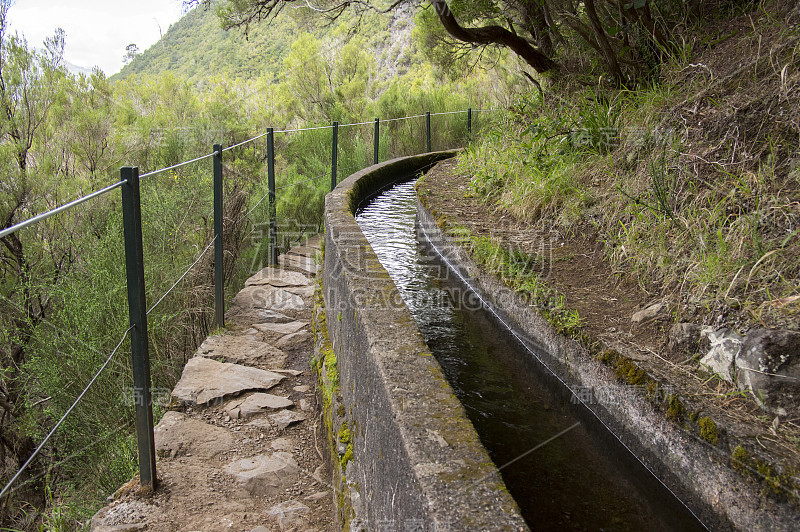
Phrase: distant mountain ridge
[{"left": 64, "top": 58, "right": 93, "bottom": 76}]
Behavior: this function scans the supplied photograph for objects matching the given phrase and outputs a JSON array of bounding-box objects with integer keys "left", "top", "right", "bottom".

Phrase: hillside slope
[{"left": 114, "top": 3, "right": 418, "bottom": 85}]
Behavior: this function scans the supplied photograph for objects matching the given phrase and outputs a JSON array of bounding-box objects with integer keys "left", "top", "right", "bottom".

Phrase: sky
[{"left": 7, "top": 0, "right": 186, "bottom": 75}]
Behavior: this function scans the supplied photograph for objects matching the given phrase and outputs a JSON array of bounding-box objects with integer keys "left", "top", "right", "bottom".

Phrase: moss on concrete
[{"left": 312, "top": 274, "right": 357, "bottom": 528}]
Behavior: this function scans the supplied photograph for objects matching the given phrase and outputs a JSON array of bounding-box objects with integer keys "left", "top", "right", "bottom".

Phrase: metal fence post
[
  {"left": 467, "top": 108, "right": 472, "bottom": 141},
  {"left": 426, "top": 111, "right": 431, "bottom": 153},
  {"left": 120, "top": 166, "right": 156, "bottom": 491},
  {"left": 213, "top": 144, "right": 224, "bottom": 329},
  {"left": 331, "top": 122, "right": 338, "bottom": 192},
  {"left": 373, "top": 118, "right": 380, "bottom": 165},
  {"left": 266, "top": 128, "right": 277, "bottom": 266}
]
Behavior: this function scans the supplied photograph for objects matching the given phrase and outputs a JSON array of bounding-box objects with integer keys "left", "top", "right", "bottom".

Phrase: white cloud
[{"left": 7, "top": 0, "right": 185, "bottom": 75}]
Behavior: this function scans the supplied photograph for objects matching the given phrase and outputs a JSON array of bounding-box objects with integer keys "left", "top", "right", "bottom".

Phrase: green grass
[{"left": 460, "top": 72, "right": 800, "bottom": 330}]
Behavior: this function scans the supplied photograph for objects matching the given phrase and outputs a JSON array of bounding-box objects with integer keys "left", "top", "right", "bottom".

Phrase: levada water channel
[{"left": 355, "top": 178, "right": 708, "bottom": 531}]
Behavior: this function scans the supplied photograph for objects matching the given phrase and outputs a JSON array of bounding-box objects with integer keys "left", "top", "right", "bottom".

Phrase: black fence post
[
  {"left": 468, "top": 108, "right": 472, "bottom": 141},
  {"left": 373, "top": 118, "right": 380, "bottom": 165},
  {"left": 120, "top": 166, "right": 157, "bottom": 491},
  {"left": 267, "top": 128, "right": 277, "bottom": 266},
  {"left": 331, "top": 122, "right": 338, "bottom": 192},
  {"left": 426, "top": 111, "right": 431, "bottom": 153},
  {"left": 213, "top": 144, "right": 224, "bottom": 329}
]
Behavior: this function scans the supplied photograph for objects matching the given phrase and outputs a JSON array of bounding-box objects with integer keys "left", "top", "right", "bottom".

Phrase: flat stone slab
[
  {"left": 246, "top": 418, "right": 273, "bottom": 430},
  {"left": 268, "top": 409, "right": 307, "bottom": 430},
  {"left": 276, "top": 331, "right": 313, "bottom": 349},
  {"left": 245, "top": 267, "right": 312, "bottom": 288},
  {"left": 265, "top": 500, "right": 310, "bottom": 528},
  {"left": 270, "top": 368, "right": 303, "bottom": 376},
  {"left": 196, "top": 333, "right": 287, "bottom": 367},
  {"left": 225, "top": 452, "right": 299, "bottom": 496},
  {"left": 253, "top": 321, "right": 308, "bottom": 336},
  {"left": 286, "top": 245, "right": 319, "bottom": 258},
  {"left": 302, "top": 234, "right": 322, "bottom": 250},
  {"left": 172, "top": 357, "right": 285, "bottom": 405},
  {"left": 265, "top": 289, "right": 305, "bottom": 311},
  {"left": 278, "top": 254, "right": 318, "bottom": 275},
  {"left": 226, "top": 393, "right": 294, "bottom": 419},
  {"left": 154, "top": 411, "right": 235, "bottom": 459},
  {"left": 227, "top": 286, "right": 305, "bottom": 324},
  {"left": 284, "top": 286, "right": 315, "bottom": 298},
  {"left": 243, "top": 309, "right": 294, "bottom": 323}
]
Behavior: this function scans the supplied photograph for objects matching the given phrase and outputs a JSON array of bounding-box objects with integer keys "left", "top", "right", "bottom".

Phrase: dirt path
[{"left": 91, "top": 236, "right": 336, "bottom": 532}]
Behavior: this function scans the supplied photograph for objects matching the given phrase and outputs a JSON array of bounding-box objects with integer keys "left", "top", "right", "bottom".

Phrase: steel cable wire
[{"left": 0, "top": 179, "right": 127, "bottom": 240}]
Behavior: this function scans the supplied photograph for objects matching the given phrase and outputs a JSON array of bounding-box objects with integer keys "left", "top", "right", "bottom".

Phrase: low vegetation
[{"left": 460, "top": 1, "right": 800, "bottom": 332}]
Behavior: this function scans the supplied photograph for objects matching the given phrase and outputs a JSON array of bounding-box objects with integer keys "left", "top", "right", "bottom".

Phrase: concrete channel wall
[{"left": 322, "top": 152, "right": 528, "bottom": 531}]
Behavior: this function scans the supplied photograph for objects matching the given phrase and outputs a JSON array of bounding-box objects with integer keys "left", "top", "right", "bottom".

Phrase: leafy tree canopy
[{"left": 199, "top": 0, "right": 762, "bottom": 86}]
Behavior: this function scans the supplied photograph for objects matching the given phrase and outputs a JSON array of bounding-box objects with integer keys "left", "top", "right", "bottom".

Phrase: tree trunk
[{"left": 584, "top": 0, "right": 625, "bottom": 85}]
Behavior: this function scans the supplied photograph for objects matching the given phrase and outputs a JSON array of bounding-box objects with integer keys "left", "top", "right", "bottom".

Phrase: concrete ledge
[{"left": 323, "top": 152, "right": 528, "bottom": 530}]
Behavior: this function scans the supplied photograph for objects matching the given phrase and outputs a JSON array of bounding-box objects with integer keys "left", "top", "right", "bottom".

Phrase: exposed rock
[
  {"left": 284, "top": 285, "right": 316, "bottom": 298},
  {"left": 269, "top": 409, "right": 307, "bottom": 429},
  {"left": 246, "top": 418, "right": 273, "bottom": 430},
  {"left": 293, "top": 385, "right": 310, "bottom": 393},
  {"left": 698, "top": 327, "right": 800, "bottom": 411},
  {"left": 225, "top": 452, "right": 299, "bottom": 496},
  {"left": 154, "top": 411, "right": 234, "bottom": 459},
  {"left": 245, "top": 267, "right": 311, "bottom": 288},
  {"left": 286, "top": 245, "right": 319, "bottom": 258},
  {"left": 699, "top": 328, "right": 742, "bottom": 383},
  {"left": 264, "top": 289, "right": 305, "bottom": 311},
  {"left": 226, "top": 393, "right": 294, "bottom": 419},
  {"left": 265, "top": 500, "right": 310, "bottom": 529},
  {"left": 667, "top": 322, "right": 709, "bottom": 356},
  {"left": 253, "top": 321, "right": 309, "bottom": 336},
  {"left": 302, "top": 234, "right": 322, "bottom": 250},
  {"left": 171, "top": 357, "right": 285, "bottom": 405},
  {"left": 270, "top": 437, "right": 295, "bottom": 451},
  {"left": 737, "top": 329, "right": 800, "bottom": 410},
  {"left": 276, "top": 331, "right": 313, "bottom": 349},
  {"left": 196, "top": 333, "right": 287, "bottom": 367},
  {"left": 270, "top": 368, "right": 303, "bottom": 376},
  {"left": 90, "top": 501, "right": 156, "bottom": 531},
  {"left": 246, "top": 309, "right": 294, "bottom": 323},
  {"left": 278, "top": 253, "right": 319, "bottom": 275},
  {"left": 631, "top": 302, "right": 667, "bottom": 324},
  {"left": 227, "top": 286, "right": 304, "bottom": 324}
]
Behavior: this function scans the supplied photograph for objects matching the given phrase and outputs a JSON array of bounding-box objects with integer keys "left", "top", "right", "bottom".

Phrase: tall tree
[{"left": 0, "top": 0, "right": 68, "bottom": 522}]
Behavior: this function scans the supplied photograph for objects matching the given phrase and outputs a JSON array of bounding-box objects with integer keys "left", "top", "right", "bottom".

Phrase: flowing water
[{"left": 355, "top": 180, "right": 707, "bottom": 531}]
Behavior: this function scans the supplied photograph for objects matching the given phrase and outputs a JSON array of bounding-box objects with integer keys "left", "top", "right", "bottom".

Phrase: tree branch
[{"left": 431, "top": 0, "right": 557, "bottom": 73}]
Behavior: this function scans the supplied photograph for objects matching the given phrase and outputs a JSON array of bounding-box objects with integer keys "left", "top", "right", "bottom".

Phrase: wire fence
[{"left": 0, "top": 106, "right": 501, "bottom": 500}]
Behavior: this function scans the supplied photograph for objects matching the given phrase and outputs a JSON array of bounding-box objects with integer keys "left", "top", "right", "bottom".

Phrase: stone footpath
[{"left": 92, "top": 236, "right": 335, "bottom": 532}]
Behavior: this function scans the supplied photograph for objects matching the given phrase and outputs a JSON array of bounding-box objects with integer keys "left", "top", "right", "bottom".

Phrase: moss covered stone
[{"left": 698, "top": 416, "right": 719, "bottom": 445}]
